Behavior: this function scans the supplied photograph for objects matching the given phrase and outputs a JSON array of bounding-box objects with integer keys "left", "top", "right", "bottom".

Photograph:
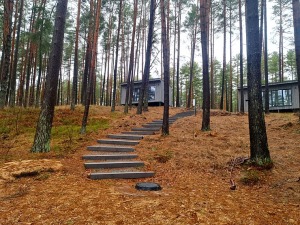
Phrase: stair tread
[
  {"left": 82, "top": 154, "right": 138, "bottom": 160},
  {"left": 88, "top": 171, "right": 155, "bottom": 179},
  {"left": 84, "top": 161, "right": 144, "bottom": 169},
  {"left": 85, "top": 161, "right": 144, "bottom": 164}
]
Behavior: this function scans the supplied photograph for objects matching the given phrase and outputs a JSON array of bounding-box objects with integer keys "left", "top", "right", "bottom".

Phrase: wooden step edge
[
  {"left": 82, "top": 154, "right": 138, "bottom": 160},
  {"left": 88, "top": 171, "right": 155, "bottom": 179},
  {"left": 84, "top": 161, "right": 144, "bottom": 169}
]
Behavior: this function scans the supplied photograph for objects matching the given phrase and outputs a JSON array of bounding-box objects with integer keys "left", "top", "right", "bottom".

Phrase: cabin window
[
  {"left": 132, "top": 85, "right": 156, "bottom": 102},
  {"left": 133, "top": 88, "right": 140, "bottom": 102},
  {"left": 270, "top": 89, "right": 292, "bottom": 107},
  {"left": 148, "top": 86, "right": 156, "bottom": 100}
]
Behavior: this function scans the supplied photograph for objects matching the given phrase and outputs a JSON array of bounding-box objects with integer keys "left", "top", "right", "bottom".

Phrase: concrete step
[
  {"left": 107, "top": 134, "right": 143, "bottom": 140},
  {"left": 142, "top": 124, "right": 162, "bottom": 128},
  {"left": 89, "top": 171, "right": 155, "bottom": 179},
  {"left": 87, "top": 145, "right": 135, "bottom": 152},
  {"left": 84, "top": 161, "right": 144, "bottom": 169},
  {"left": 132, "top": 127, "right": 161, "bottom": 132},
  {"left": 82, "top": 154, "right": 138, "bottom": 160},
  {"left": 152, "top": 119, "right": 176, "bottom": 123},
  {"left": 122, "top": 131, "right": 155, "bottom": 135},
  {"left": 97, "top": 139, "right": 139, "bottom": 146}
]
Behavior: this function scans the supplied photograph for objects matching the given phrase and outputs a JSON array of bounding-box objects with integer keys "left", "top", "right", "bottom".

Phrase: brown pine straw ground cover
[{"left": 0, "top": 106, "right": 299, "bottom": 224}]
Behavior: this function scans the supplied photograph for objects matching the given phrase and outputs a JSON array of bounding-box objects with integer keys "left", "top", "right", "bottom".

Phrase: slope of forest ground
[{"left": 0, "top": 106, "right": 299, "bottom": 225}]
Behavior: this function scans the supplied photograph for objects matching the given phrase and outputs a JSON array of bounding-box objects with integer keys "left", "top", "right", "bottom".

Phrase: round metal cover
[{"left": 135, "top": 182, "right": 162, "bottom": 191}]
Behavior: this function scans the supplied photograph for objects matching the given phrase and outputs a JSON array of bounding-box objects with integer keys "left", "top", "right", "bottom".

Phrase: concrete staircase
[{"left": 83, "top": 110, "right": 194, "bottom": 180}]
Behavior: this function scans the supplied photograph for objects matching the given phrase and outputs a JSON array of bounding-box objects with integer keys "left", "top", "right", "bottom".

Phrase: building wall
[
  {"left": 120, "top": 80, "right": 173, "bottom": 106},
  {"left": 238, "top": 82, "right": 299, "bottom": 112}
]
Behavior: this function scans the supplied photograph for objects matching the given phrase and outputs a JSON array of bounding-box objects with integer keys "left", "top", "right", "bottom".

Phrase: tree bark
[
  {"left": 124, "top": 0, "right": 138, "bottom": 114},
  {"left": 111, "top": 0, "right": 123, "bottom": 112},
  {"left": 31, "top": 0, "right": 68, "bottom": 153},
  {"left": 200, "top": 0, "right": 210, "bottom": 131},
  {"left": 292, "top": 0, "right": 300, "bottom": 121},
  {"left": 264, "top": 0, "right": 269, "bottom": 114},
  {"left": 0, "top": 0, "right": 13, "bottom": 109},
  {"left": 245, "top": 0, "right": 271, "bottom": 161},
  {"left": 176, "top": 2, "right": 181, "bottom": 107},
  {"left": 239, "top": 0, "right": 244, "bottom": 113},
  {"left": 137, "top": 0, "right": 156, "bottom": 115},
  {"left": 220, "top": 0, "right": 226, "bottom": 110},
  {"left": 229, "top": 1, "right": 233, "bottom": 112},
  {"left": 71, "top": 0, "right": 81, "bottom": 110},
  {"left": 187, "top": 13, "right": 198, "bottom": 109},
  {"left": 81, "top": 0, "right": 102, "bottom": 134},
  {"left": 160, "top": 0, "right": 170, "bottom": 135},
  {"left": 210, "top": 3, "right": 215, "bottom": 109},
  {"left": 9, "top": 0, "right": 24, "bottom": 107}
]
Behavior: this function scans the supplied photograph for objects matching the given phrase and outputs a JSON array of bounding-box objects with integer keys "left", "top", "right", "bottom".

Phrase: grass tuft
[{"left": 240, "top": 170, "right": 260, "bottom": 186}]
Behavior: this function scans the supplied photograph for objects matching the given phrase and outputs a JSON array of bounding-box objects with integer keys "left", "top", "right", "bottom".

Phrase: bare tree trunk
[
  {"left": 160, "top": 0, "right": 170, "bottom": 135},
  {"left": 31, "top": 0, "right": 68, "bottom": 152},
  {"left": 172, "top": 3, "right": 177, "bottom": 107},
  {"left": 245, "top": 0, "right": 270, "bottom": 162},
  {"left": 176, "top": 2, "right": 181, "bottom": 107},
  {"left": 292, "top": 0, "right": 300, "bottom": 121},
  {"left": 7, "top": 0, "right": 18, "bottom": 106},
  {"left": 263, "top": 0, "right": 269, "bottom": 114},
  {"left": 137, "top": 0, "right": 156, "bottom": 115},
  {"left": 278, "top": 0, "right": 283, "bottom": 82},
  {"left": 200, "top": 0, "right": 210, "bottom": 131},
  {"left": 81, "top": 0, "right": 102, "bottom": 134},
  {"left": 229, "top": 1, "right": 233, "bottom": 112},
  {"left": 106, "top": 10, "right": 113, "bottom": 106},
  {"left": 239, "top": 0, "right": 244, "bottom": 113},
  {"left": 0, "top": 0, "right": 13, "bottom": 109},
  {"left": 10, "top": 0, "right": 24, "bottom": 107},
  {"left": 124, "top": 0, "right": 138, "bottom": 114},
  {"left": 111, "top": 0, "right": 123, "bottom": 112},
  {"left": 71, "top": 0, "right": 81, "bottom": 110},
  {"left": 210, "top": 4, "right": 215, "bottom": 109},
  {"left": 220, "top": 0, "right": 226, "bottom": 110},
  {"left": 187, "top": 22, "right": 197, "bottom": 109}
]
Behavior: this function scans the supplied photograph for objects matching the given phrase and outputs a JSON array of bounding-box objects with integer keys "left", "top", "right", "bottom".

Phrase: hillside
[{"left": 0, "top": 106, "right": 299, "bottom": 224}]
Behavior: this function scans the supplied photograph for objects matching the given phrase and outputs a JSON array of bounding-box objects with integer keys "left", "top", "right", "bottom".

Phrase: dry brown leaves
[{"left": 0, "top": 107, "right": 299, "bottom": 224}]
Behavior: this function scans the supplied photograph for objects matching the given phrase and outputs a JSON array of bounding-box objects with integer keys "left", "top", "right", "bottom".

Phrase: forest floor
[{"left": 0, "top": 106, "right": 299, "bottom": 225}]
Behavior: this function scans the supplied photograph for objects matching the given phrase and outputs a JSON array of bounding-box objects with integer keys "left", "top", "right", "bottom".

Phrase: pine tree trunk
[
  {"left": 278, "top": 0, "right": 283, "bottom": 82},
  {"left": 292, "top": 0, "right": 300, "bottom": 121},
  {"left": 187, "top": 24, "right": 197, "bottom": 109},
  {"left": 81, "top": 0, "right": 102, "bottom": 134},
  {"left": 229, "top": 1, "right": 233, "bottom": 112},
  {"left": 245, "top": 0, "right": 270, "bottom": 162},
  {"left": 111, "top": 0, "right": 123, "bottom": 112},
  {"left": 160, "top": 0, "right": 170, "bottom": 135},
  {"left": 210, "top": 5, "right": 215, "bottom": 109},
  {"left": 105, "top": 10, "right": 113, "bottom": 106},
  {"left": 71, "top": 0, "right": 81, "bottom": 110},
  {"left": 239, "top": 0, "right": 244, "bottom": 113},
  {"left": 9, "top": 0, "right": 24, "bottom": 107},
  {"left": 172, "top": 3, "right": 177, "bottom": 107},
  {"left": 220, "top": 0, "right": 226, "bottom": 110},
  {"left": 124, "top": 0, "right": 138, "bottom": 114},
  {"left": 264, "top": 0, "right": 269, "bottom": 114},
  {"left": 200, "top": 0, "right": 210, "bottom": 131},
  {"left": 7, "top": 0, "right": 18, "bottom": 106},
  {"left": 137, "top": 0, "right": 156, "bottom": 115},
  {"left": 31, "top": 0, "right": 68, "bottom": 153},
  {"left": 0, "top": 0, "right": 13, "bottom": 109},
  {"left": 176, "top": 2, "right": 181, "bottom": 107}
]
